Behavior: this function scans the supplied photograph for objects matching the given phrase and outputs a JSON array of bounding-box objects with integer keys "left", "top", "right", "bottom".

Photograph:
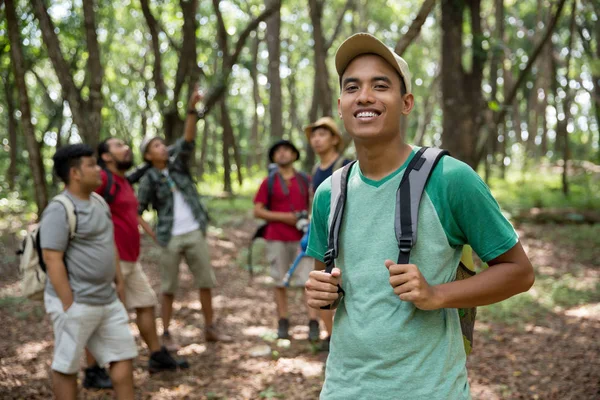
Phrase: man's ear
[
  {"left": 401, "top": 93, "right": 415, "bottom": 116},
  {"left": 101, "top": 152, "right": 112, "bottom": 164},
  {"left": 69, "top": 166, "right": 80, "bottom": 182}
]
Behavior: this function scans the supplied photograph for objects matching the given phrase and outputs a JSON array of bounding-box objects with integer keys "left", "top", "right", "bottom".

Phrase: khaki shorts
[
  {"left": 160, "top": 229, "right": 216, "bottom": 294},
  {"left": 265, "top": 240, "right": 313, "bottom": 288},
  {"left": 44, "top": 295, "right": 138, "bottom": 375},
  {"left": 120, "top": 261, "right": 158, "bottom": 310}
]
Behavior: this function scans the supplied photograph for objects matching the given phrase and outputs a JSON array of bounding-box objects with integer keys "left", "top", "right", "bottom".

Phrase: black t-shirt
[{"left": 312, "top": 158, "right": 352, "bottom": 192}]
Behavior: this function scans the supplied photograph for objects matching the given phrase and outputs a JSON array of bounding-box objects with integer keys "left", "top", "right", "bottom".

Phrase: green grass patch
[
  {"left": 478, "top": 292, "right": 551, "bottom": 326},
  {"left": 488, "top": 168, "right": 600, "bottom": 214},
  {"left": 478, "top": 272, "right": 600, "bottom": 326}
]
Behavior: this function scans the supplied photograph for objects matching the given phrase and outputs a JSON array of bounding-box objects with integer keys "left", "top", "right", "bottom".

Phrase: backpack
[
  {"left": 18, "top": 192, "right": 107, "bottom": 301},
  {"left": 247, "top": 167, "right": 310, "bottom": 279},
  {"left": 323, "top": 147, "right": 478, "bottom": 355},
  {"left": 101, "top": 164, "right": 151, "bottom": 204}
]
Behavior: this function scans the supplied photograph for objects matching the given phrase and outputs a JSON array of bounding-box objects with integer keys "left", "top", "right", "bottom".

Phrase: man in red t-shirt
[
  {"left": 253, "top": 140, "right": 318, "bottom": 340},
  {"left": 82, "top": 138, "right": 187, "bottom": 385}
]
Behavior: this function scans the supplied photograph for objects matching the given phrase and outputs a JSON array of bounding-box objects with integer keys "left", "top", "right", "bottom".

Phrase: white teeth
[{"left": 357, "top": 112, "right": 378, "bottom": 118}]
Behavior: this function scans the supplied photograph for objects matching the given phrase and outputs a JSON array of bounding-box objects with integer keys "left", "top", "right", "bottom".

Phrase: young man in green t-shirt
[{"left": 304, "top": 33, "right": 535, "bottom": 399}]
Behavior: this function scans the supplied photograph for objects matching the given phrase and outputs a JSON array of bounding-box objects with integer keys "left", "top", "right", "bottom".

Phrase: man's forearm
[
  {"left": 255, "top": 208, "right": 291, "bottom": 223},
  {"left": 114, "top": 243, "right": 124, "bottom": 285},
  {"left": 433, "top": 262, "right": 535, "bottom": 309},
  {"left": 183, "top": 112, "right": 198, "bottom": 142},
  {"left": 46, "top": 262, "right": 74, "bottom": 308}
]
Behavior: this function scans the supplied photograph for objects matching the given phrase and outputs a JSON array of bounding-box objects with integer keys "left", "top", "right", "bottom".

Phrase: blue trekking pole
[{"left": 282, "top": 225, "right": 310, "bottom": 287}]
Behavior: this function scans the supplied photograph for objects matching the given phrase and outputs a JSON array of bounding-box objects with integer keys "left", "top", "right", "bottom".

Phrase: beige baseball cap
[{"left": 335, "top": 33, "right": 412, "bottom": 94}]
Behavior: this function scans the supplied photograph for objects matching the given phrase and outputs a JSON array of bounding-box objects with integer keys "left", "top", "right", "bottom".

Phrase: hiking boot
[
  {"left": 149, "top": 346, "right": 189, "bottom": 373},
  {"left": 319, "top": 336, "right": 331, "bottom": 352},
  {"left": 162, "top": 331, "right": 181, "bottom": 352},
  {"left": 83, "top": 364, "right": 113, "bottom": 390},
  {"left": 277, "top": 318, "right": 290, "bottom": 339},
  {"left": 205, "top": 325, "right": 233, "bottom": 342},
  {"left": 308, "top": 319, "right": 320, "bottom": 342}
]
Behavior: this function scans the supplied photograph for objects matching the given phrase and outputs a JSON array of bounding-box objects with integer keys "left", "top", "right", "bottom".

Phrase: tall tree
[
  {"left": 557, "top": 0, "right": 578, "bottom": 195},
  {"left": 266, "top": 0, "right": 283, "bottom": 139},
  {"left": 141, "top": 0, "right": 280, "bottom": 145},
  {"left": 441, "top": 0, "right": 485, "bottom": 168},
  {"left": 2, "top": 74, "right": 18, "bottom": 190},
  {"left": 5, "top": 0, "right": 48, "bottom": 212},
  {"left": 31, "top": 0, "right": 104, "bottom": 149},
  {"left": 306, "top": 0, "right": 352, "bottom": 167}
]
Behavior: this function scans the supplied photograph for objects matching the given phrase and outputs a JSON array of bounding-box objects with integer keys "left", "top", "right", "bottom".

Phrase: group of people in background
[
  {"left": 37, "top": 32, "right": 535, "bottom": 400},
  {"left": 38, "top": 75, "right": 347, "bottom": 397}
]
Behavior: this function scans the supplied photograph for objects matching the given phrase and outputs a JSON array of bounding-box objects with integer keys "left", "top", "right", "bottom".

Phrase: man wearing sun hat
[
  {"left": 303, "top": 117, "right": 352, "bottom": 350},
  {"left": 304, "top": 33, "right": 534, "bottom": 399}
]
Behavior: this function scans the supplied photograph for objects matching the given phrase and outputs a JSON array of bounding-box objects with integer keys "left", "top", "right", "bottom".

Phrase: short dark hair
[
  {"left": 53, "top": 144, "right": 94, "bottom": 184},
  {"left": 97, "top": 137, "right": 113, "bottom": 169}
]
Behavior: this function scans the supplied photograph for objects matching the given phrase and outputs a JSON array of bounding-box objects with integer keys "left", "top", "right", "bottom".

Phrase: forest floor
[{"left": 0, "top": 206, "right": 599, "bottom": 400}]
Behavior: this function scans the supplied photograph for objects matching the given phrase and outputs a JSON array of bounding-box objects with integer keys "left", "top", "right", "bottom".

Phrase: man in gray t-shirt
[
  {"left": 41, "top": 191, "right": 116, "bottom": 304},
  {"left": 40, "top": 144, "right": 137, "bottom": 400}
]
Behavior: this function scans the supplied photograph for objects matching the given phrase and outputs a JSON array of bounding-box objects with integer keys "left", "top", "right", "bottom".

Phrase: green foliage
[{"left": 488, "top": 166, "right": 600, "bottom": 213}]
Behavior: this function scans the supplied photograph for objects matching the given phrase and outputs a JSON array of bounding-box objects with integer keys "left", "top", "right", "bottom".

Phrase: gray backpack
[{"left": 322, "top": 147, "right": 477, "bottom": 355}]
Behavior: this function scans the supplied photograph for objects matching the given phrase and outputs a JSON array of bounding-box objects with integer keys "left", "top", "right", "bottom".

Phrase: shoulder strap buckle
[{"left": 398, "top": 237, "right": 413, "bottom": 254}]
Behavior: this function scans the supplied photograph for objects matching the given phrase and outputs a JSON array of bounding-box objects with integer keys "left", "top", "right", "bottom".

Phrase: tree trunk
[
  {"left": 441, "top": 0, "right": 484, "bottom": 168},
  {"left": 3, "top": 76, "right": 18, "bottom": 190},
  {"left": 81, "top": 0, "right": 103, "bottom": 149},
  {"left": 6, "top": 0, "right": 48, "bottom": 212},
  {"left": 31, "top": 0, "right": 103, "bottom": 149},
  {"left": 220, "top": 100, "right": 233, "bottom": 194},
  {"left": 249, "top": 35, "right": 262, "bottom": 168},
  {"left": 266, "top": 0, "right": 283, "bottom": 139},
  {"left": 559, "top": 0, "right": 577, "bottom": 196}
]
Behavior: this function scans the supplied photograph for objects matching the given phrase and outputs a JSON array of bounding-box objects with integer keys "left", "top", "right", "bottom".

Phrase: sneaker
[
  {"left": 149, "top": 346, "right": 189, "bottom": 373},
  {"left": 205, "top": 325, "right": 233, "bottom": 343},
  {"left": 308, "top": 319, "right": 320, "bottom": 342},
  {"left": 277, "top": 318, "right": 290, "bottom": 339},
  {"left": 83, "top": 364, "right": 113, "bottom": 390},
  {"left": 162, "top": 331, "right": 181, "bottom": 352},
  {"left": 319, "top": 336, "right": 331, "bottom": 352}
]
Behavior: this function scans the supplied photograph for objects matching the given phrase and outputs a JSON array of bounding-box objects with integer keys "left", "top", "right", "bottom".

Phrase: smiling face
[{"left": 337, "top": 54, "right": 414, "bottom": 144}]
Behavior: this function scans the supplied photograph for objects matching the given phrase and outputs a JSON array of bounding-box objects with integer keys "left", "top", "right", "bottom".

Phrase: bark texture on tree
[
  {"left": 31, "top": 0, "right": 103, "bottom": 149},
  {"left": 6, "top": 0, "right": 48, "bottom": 212},
  {"left": 266, "top": 0, "right": 283, "bottom": 139}
]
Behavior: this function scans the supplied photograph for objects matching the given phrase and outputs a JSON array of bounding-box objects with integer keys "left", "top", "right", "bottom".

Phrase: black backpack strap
[
  {"left": 296, "top": 172, "right": 310, "bottom": 203},
  {"left": 324, "top": 161, "right": 355, "bottom": 274},
  {"left": 320, "top": 160, "right": 356, "bottom": 310},
  {"left": 395, "top": 147, "right": 449, "bottom": 264},
  {"left": 266, "top": 169, "right": 279, "bottom": 210},
  {"left": 102, "top": 170, "right": 120, "bottom": 204}
]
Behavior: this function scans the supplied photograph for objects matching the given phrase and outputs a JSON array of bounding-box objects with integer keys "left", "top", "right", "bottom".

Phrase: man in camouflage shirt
[{"left": 137, "top": 86, "right": 231, "bottom": 349}]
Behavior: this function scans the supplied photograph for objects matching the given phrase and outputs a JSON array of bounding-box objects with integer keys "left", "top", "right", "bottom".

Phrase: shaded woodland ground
[{"left": 1, "top": 207, "right": 599, "bottom": 399}]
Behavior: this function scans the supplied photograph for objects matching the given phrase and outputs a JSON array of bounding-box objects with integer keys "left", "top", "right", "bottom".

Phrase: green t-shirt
[{"left": 306, "top": 148, "right": 518, "bottom": 400}]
